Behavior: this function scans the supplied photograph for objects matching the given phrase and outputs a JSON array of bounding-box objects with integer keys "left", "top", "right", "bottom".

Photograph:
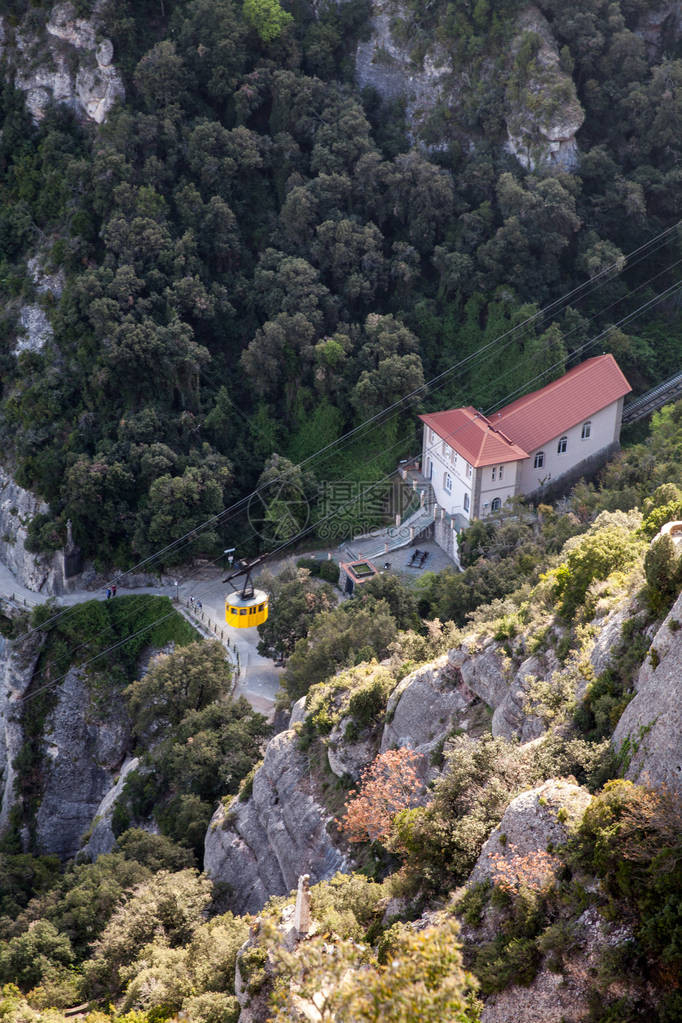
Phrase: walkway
[{"left": 0, "top": 561, "right": 282, "bottom": 718}]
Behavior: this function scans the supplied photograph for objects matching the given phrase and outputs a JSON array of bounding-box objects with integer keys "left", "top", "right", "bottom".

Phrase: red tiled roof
[
  {"left": 419, "top": 407, "right": 528, "bottom": 468},
  {"left": 491, "top": 354, "right": 631, "bottom": 452}
]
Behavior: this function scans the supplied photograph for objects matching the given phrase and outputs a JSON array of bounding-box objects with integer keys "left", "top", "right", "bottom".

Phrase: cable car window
[{"left": 239, "top": 608, "right": 247, "bottom": 615}]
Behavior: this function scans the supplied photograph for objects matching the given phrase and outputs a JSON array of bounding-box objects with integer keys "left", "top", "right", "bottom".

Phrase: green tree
[
  {"left": 257, "top": 564, "right": 337, "bottom": 660},
  {"left": 284, "top": 599, "right": 397, "bottom": 702},
  {"left": 243, "top": 0, "right": 293, "bottom": 43},
  {"left": 125, "top": 641, "right": 232, "bottom": 739}
]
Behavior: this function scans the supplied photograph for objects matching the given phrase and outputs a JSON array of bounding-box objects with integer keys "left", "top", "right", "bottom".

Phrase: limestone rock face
[
  {"left": 0, "top": 467, "right": 65, "bottom": 594},
  {"left": 612, "top": 590, "right": 682, "bottom": 791},
  {"left": 589, "top": 600, "right": 635, "bottom": 676},
  {"left": 204, "top": 729, "right": 347, "bottom": 915},
  {"left": 326, "top": 718, "right": 376, "bottom": 780},
  {"left": 0, "top": 629, "right": 45, "bottom": 838},
  {"left": 354, "top": 0, "right": 451, "bottom": 148},
  {"left": 81, "top": 755, "right": 140, "bottom": 860},
  {"left": 17, "top": 305, "right": 53, "bottom": 354},
  {"left": 34, "top": 667, "right": 131, "bottom": 859},
  {"left": 449, "top": 640, "right": 509, "bottom": 709},
  {"left": 504, "top": 6, "right": 585, "bottom": 171},
  {"left": 448, "top": 640, "right": 551, "bottom": 742},
  {"left": 635, "top": 1, "right": 681, "bottom": 58},
  {"left": 380, "top": 654, "right": 473, "bottom": 756},
  {"left": 469, "top": 779, "right": 591, "bottom": 887},
  {"left": 479, "top": 903, "right": 634, "bottom": 1023},
  {"left": 7, "top": 2, "right": 124, "bottom": 125}
]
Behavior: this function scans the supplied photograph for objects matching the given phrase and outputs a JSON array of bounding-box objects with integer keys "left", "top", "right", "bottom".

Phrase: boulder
[
  {"left": 469, "top": 779, "right": 591, "bottom": 887},
  {"left": 380, "top": 654, "right": 473, "bottom": 756},
  {"left": 612, "top": 590, "right": 682, "bottom": 792},
  {"left": 204, "top": 729, "right": 347, "bottom": 914}
]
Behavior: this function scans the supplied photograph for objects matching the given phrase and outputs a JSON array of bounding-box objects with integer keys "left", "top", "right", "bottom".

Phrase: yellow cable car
[
  {"left": 224, "top": 557, "right": 269, "bottom": 629},
  {"left": 225, "top": 589, "right": 268, "bottom": 628}
]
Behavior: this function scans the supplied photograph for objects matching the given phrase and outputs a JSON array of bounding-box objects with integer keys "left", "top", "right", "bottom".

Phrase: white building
[{"left": 419, "top": 354, "right": 631, "bottom": 526}]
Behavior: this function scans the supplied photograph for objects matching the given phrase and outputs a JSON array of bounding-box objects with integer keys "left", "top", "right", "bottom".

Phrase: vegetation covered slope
[
  {"left": 0, "top": 0, "right": 680, "bottom": 565},
  {"left": 0, "top": 405, "right": 680, "bottom": 1022}
]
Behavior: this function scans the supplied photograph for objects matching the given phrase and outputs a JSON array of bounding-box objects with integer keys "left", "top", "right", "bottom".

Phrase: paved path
[{"left": 0, "top": 561, "right": 283, "bottom": 718}]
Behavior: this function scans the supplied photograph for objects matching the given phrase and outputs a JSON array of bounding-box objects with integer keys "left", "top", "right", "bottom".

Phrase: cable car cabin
[{"left": 225, "top": 589, "right": 268, "bottom": 628}]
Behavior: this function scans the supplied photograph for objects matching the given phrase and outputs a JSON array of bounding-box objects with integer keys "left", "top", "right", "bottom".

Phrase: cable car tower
[{"left": 224, "top": 554, "right": 269, "bottom": 628}]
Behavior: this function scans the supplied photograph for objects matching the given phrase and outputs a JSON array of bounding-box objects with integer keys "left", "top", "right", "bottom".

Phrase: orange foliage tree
[
  {"left": 488, "top": 844, "right": 558, "bottom": 895},
  {"left": 339, "top": 748, "right": 424, "bottom": 845}
]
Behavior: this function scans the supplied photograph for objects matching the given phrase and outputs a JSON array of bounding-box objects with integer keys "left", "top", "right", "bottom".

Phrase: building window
[
  {"left": 499, "top": 465, "right": 504, "bottom": 480},
  {"left": 463, "top": 493, "right": 470, "bottom": 513},
  {"left": 491, "top": 497, "right": 501, "bottom": 512},
  {"left": 442, "top": 440, "right": 447, "bottom": 456},
  {"left": 444, "top": 472, "right": 452, "bottom": 493},
  {"left": 466, "top": 462, "right": 472, "bottom": 478},
  {"left": 534, "top": 451, "right": 544, "bottom": 469},
  {"left": 430, "top": 429, "right": 435, "bottom": 443},
  {"left": 426, "top": 458, "right": 432, "bottom": 479},
  {"left": 581, "top": 421, "right": 591, "bottom": 439},
  {"left": 450, "top": 448, "right": 456, "bottom": 466},
  {"left": 491, "top": 466, "right": 497, "bottom": 481},
  {"left": 557, "top": 436, "right": 568, "bottom": 454}
]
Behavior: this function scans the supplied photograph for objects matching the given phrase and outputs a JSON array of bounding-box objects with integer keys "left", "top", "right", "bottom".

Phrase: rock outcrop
[
  {"left": 0, "top": 627, "right": 45, "bottom": 837},
  {"left": 612, "top": 590, "right": 682, "bottom": 792},
  {"left": 380, "top": 654, "right": 477, "bottom": 756},
  {"left": 81, "top": 755, "right": 139, "bottom": 860},
  {"left": 354, "top": 0, "right": 451, "bottom": 148},
  {"left": 469, "top": 778, "right": 592, "bottom": 887},
  {"left": 448, "top": 640, "right": 553, "bottom": 743},
  {"left": 0, "top": 467, "right": 65, "bottom": 593},
  {"left": 635, "top": 1, "right": 681, "bottom": 58},
  {"left": 504, "top": 6, "right": 585, "bottom": 171},
  {"left": 204, "top": 729, "right": 347, "bottom": 914},
  {"left": 34, "top": 666, "right": 131, "bottom": 859},
  {"left": 4, "top": 2, "right": 124, "bottom": 125}
]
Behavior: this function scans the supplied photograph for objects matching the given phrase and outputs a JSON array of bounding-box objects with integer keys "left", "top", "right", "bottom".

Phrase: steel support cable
[
  {"left": 18, "top": 251, "right": 682, "bottom": 647},
  {"left": 18, "top": 276, "right": 681, "bottom": 706}
]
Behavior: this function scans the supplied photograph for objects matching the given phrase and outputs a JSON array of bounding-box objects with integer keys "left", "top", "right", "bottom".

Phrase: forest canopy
[{"left": 0, "top": 0, "right": 680, "bottom": 569}]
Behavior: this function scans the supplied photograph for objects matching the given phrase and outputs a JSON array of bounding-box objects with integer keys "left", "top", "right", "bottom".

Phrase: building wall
[
  {"left": 516, "top": 400, "right": 622, "bottom": 496},
  {"left": 476, "top": 460, "right": 521, "bottom": 517},
  {"left": 422, "top": 427, "right": 473, "bottom": 519}
]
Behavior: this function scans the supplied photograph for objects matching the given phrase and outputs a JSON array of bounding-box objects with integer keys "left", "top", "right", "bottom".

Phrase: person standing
[
  {"left": 112, "top": 584, "right": 117, "bottom": 597},
  {"left": 106, "top": 588, "right": 111, "bottom": 599}
]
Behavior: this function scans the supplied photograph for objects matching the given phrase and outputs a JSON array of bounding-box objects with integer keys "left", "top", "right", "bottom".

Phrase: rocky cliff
[
  {"left": 33, "top": 665, "right": 131, "bottom": 859},
  {"left": 204, "top": 729, "right": 348, "bottom": 914},
  {"left": 504, "top": 6, "right": 584, "bottom": 172},
  {"left": 0, "top": 626, "right": 44, "bottom": 837},
  {"left": 612, "top": 589, "right": 682, "bottom": 792},
  {"left": 1, "top": 1, "right": 124, "bottom": 125},
  {"left": 0, "top": 467, "right": 65, "bottom": 594},
  {"left": 352, "top": 1, "right": 584, "bottom": 168}
]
